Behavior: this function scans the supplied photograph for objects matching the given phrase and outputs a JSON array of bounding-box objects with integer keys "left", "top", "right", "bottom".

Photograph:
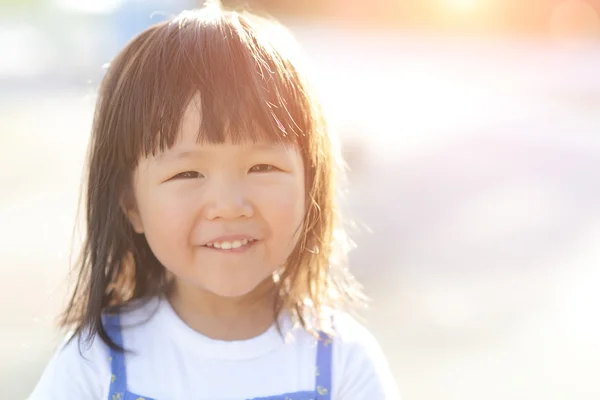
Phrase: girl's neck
[{"left": 167, "top": 278, "right": 278, "bottom": 341}]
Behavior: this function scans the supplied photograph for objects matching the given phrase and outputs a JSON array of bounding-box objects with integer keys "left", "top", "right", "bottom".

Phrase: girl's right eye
[{"left": 172, "top": 171, "right": 204, "bottom": 180}]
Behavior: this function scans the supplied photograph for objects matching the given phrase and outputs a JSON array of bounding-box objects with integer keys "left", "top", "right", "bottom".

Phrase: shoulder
[
  {"left": 330, "top": 312, "right": 400, "bottom": 400},
  {"left": 28, "top": 328, "right": 112, "bottom": 400},
  {"left": 28, "top": 297, "right": 161, "bottom": 400},
  {"left": 111, "top": 295, "right": 163, "bottom": 327},
  {"left": 332, "top": 311, "right": 378, "bottom": 344},
  {"left": 330, "top": 311, "right": 388, "bottom": 364}
]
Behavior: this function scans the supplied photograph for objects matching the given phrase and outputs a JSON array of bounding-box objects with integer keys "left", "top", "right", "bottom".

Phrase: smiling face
[{"left": 125, "top": 96, "right": 306, "bottom": 298}]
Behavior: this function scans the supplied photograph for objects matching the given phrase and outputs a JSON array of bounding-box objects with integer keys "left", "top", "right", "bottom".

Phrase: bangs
[{"left": 104, "top": 8, "right": 312, "bottom": 166}]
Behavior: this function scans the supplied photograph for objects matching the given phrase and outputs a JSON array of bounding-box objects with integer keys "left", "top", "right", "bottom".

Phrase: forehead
[
  {"left": 152, "top": 141, "right": 297, "bottom": 165},
  {"left": 173, "top": 92, "right": 299, "bottom": 148},
  {"left": 143, "top": 95, "right": 297, "bottom": 162}
]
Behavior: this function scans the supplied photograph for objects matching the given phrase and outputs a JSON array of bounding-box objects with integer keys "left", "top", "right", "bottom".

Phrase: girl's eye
[
  {"left": 249, "top": 164, "right": 278, "bottom": 173},
  {"left": 172, "top": 171, "right": 203, "bottom": 179}
]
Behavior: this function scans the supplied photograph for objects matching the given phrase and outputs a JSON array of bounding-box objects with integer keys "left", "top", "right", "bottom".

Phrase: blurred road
[{"left": 1, "top": 29, "right": 600, "bottom": 399}]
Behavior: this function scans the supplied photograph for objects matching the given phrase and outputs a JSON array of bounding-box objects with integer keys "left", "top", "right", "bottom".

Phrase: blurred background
[{"left": 1, "top": 0, "right": 600, "bottom": 398}]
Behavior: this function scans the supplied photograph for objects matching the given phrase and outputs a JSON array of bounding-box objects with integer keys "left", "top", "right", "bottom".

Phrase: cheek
[
  {"left": 136, "top": 188, "right": 198, "bottom": 259},
  {"left": 256, "top": 178, "right": 306, "bottom": 252}
]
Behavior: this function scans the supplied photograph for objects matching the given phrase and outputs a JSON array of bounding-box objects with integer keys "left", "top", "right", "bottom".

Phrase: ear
[{"left": 120, "top": 190, "right": 144, "bottom": 234}]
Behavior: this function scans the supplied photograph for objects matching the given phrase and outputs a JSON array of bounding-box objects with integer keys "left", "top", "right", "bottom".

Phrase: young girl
[{"left": 30, "top": 3, "right": 398, "bottom": 399}]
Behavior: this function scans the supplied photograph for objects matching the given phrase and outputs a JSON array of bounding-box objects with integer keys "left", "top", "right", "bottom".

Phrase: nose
[{"left": 203, "top": 179, "right": 254, "bottom": 220}]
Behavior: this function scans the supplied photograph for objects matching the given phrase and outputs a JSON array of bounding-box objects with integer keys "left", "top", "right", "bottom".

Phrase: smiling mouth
[{"left": 204, "top": 238, "right": 257, "bottom": 251}]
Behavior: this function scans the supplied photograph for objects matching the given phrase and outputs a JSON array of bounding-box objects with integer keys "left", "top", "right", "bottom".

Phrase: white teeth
[{"left": 207, "top": 239, "right": 253, "bottom": 250}]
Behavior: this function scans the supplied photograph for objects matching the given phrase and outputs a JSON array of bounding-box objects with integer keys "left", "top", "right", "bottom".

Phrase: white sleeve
[
  {"left": 332, "top": 314, "right": 400, "bottom": 400},
  {"left": 28, "top": 333, "right": 111, "bottom": 400}
]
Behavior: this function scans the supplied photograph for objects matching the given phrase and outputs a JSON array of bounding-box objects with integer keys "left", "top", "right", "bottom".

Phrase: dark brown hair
[{"left": 63, "top": 3, "right": 365, "bottom": 350}]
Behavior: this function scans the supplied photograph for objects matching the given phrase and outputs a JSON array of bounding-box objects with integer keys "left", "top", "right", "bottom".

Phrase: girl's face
[{"left": 126, "top": 96, "right": 306, "bottom": 298}]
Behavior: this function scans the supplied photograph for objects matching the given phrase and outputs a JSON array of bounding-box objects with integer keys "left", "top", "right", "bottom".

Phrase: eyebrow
[
  {"left": 156, "top": 149, "right": 207, "bottom": 164},
  {"left": 155, "top": 142, "right": 284, "bottom": 164}
]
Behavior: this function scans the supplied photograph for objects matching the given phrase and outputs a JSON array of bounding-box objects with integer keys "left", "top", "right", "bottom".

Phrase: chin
[
  {"left": 207, "top": 276, "right": 275, "bottom": 299},
  {"left": 209, "top": 286, "right": 256, "bottom": 299}
]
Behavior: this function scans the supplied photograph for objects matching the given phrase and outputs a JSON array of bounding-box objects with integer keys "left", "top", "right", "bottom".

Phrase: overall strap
[
  {"left": 315, "top": 331, "right": 333, "bottom": 400},
  {"left": 103, "top": 313, "right": 128, "bottom": 398}
]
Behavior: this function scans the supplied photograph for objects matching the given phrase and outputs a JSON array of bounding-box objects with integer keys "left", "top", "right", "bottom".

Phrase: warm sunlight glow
[
  {"left": 550, "top": 0, "right": 600, "bottom": 41},
  {"left": 445, "top": 0, "right": 479, "bottom": 13}
]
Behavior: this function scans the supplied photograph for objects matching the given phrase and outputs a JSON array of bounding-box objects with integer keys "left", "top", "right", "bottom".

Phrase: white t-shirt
[{"left": 29, "top": 296, "right": 399, "bottom": 400}]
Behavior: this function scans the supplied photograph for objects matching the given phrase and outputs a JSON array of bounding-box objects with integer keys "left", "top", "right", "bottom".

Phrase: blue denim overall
[{"left": 104, "top": 314, "right": 333, "bottom": 400}]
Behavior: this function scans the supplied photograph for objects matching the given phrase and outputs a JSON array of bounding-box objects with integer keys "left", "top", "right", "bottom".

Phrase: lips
[
  {"left": 203, "top": 235, "right": 258, "bottom": 251},
  {"left": 205, "top": 238, "right": 256, "bottom": 250}
]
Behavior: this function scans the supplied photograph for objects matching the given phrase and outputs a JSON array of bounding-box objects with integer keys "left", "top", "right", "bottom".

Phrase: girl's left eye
[{"left": 249, "top": 164, "right": 279, "bottom": 173}]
